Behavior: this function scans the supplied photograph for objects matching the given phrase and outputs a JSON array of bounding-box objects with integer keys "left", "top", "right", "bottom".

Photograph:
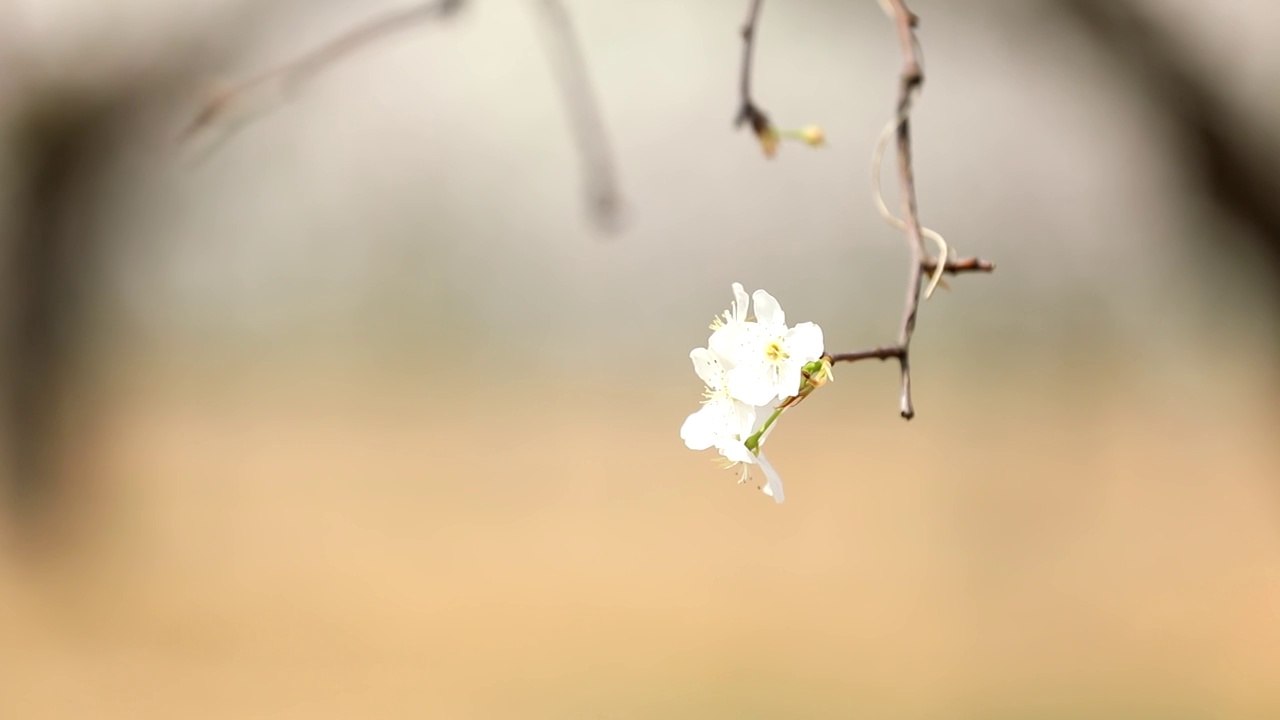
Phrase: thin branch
[
  {"left": 828, "top": 346, "right": 903, "bottom": 363},
  {"left": 886, "top": 0, "right": 926, "bottom": 419},
  {"left": 179, "top": 0, "right": 465, "bottom": 142},
  {"left": 826, "top": 1, "right": 995, "bottom": 420},
  {"left": 735, "top": 0, "right": 776, "bottom": 155},
  {"left": 925, "top": 256, "right": 995, "bottom": 275}
]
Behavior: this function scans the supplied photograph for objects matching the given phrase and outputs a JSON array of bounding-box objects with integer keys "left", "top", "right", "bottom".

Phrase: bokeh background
[{"left": 1, "top": 0, "right": 1278, "bottom": 717}]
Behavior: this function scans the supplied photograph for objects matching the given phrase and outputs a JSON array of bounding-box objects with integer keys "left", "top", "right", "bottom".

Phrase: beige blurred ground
[{"left": 1, "top": 0, "right": 1279, "bottom": 718}]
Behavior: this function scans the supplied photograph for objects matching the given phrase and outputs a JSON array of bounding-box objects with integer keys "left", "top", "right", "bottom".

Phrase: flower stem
[{"left": 745, "top": 405, "right": 786, "bottom": 452}]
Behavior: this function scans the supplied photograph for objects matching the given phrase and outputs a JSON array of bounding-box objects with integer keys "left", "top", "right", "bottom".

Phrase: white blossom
[
  {"left": 679, "top": 348, "right": 756, "bottom": 458},
  {"left": 723, "top": 289, "right": 825, "bottom": 406},
  {"left": 681, "top": 282, "right": 825, "bottom": 504},
  {"left": 682, "top": 391, "right": 787, "bottom": 504}
]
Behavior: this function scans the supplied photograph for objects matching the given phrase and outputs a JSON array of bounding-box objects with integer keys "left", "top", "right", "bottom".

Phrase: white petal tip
[{"left": 756, "top": 453, "right": 786, "bottom": 504}]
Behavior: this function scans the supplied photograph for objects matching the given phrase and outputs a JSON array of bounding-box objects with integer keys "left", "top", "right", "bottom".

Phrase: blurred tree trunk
[{"left": 1051, "top": 0, "right": 1280, "bottom": 270}]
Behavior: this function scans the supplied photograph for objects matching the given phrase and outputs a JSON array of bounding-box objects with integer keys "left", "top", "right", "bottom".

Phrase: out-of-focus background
[{"left": 1, "top": 0, "right": 1278, "bottom": 717}]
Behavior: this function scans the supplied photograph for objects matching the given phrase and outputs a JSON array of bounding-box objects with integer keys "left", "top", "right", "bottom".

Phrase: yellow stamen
[{"left": 764, "top": 340, "right": 789, "bottom": 363}]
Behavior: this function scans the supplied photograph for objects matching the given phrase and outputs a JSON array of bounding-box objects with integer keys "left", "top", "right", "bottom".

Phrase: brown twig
[
  {"left": 180, "top": 0, "right": 465, "bottom": 142},
  {"left": 925, "top": 256, "right": 995, "bottom": 275},
  {"left": 735, "top": 0, "right": 776, "bottom": 155},
  {"left": 826, "top": 1, "right": 995, "bottom": 419},
  {"left": 828, "top": 346, "right": 903, "bottom": 363}
]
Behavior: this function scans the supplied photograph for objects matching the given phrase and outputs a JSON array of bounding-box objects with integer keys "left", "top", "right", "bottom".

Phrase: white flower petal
[
  {"left": 730, "top": 283, "right": 750, "bottom": 323},
  {"left": 751, "top": 289, "right": 785, "bottom": 328},
  {"left": 682, "top": 396, "right": 758, "bottom": 451},
  {"left": 757, "top": 452, "right": 785, "bottom": 504},
  {"left": 776, "top": 362, "right": 805, "bottom": 400},
  {"left": 786, "top": 322, "right": 825, "bottom": 363},
  {"left": 709, "top": 321, "right": 765, "bottom": 369},
  {"left": 729, "top": 400, "right": 758, "bottom": 438},
  {"left": 717, "top": 439, "right": 757, "bottom": 466},
  {"left": 684, "top": 401, "right": 737, "bottom": 450},
  {"left": 727, "top": 361, "right": 781, "bottom": 406},
  {"left": 679, "top": 404, "right": 722, "bottom": 451},
  {"left": 689, "top": 348, "right": 724, "bottom": 389}
]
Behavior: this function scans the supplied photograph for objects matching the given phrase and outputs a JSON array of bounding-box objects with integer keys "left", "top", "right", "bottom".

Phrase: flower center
[{"left": 764, "top": 339, "right": 789, "bottom": 364}]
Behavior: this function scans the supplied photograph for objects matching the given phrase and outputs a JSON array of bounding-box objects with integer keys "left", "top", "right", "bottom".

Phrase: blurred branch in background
[
  {"left": 181, "top": 0, "right": 467, "bottom": 144},
  {"left": 1051, "top": 0, "right": 1280, "bottom": 274},
  {"left": 531, "top": 0, "right": 625, "bottom": 233},
  {"left": 183, "top": 0, "right": 624, "bottom": 232},
  {"left": 734, "top": 0, "right": 776, "bottom": 156}
]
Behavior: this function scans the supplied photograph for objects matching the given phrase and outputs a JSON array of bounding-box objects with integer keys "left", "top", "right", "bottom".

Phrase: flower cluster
[{"left": 679, "top": 283, "right": 831, "bottom": 503}]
